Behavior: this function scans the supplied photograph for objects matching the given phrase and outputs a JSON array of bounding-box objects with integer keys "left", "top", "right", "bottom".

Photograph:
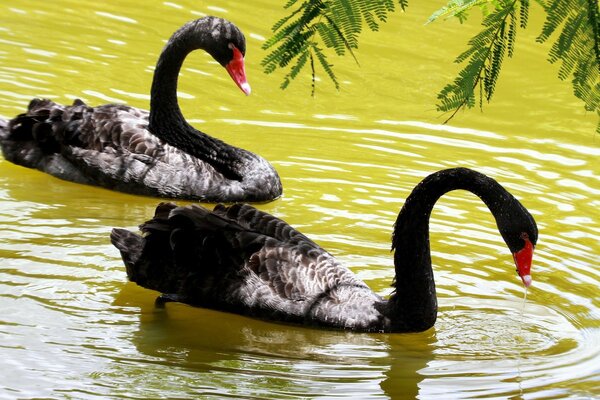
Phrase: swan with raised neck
[{"left": 0, "top": 16, "right": 282, "bottom": 202}]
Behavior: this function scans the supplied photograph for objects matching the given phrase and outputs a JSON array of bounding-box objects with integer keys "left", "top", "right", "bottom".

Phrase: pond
[{"left": 0, "top": 0, "right": 598, "bottom": 398}]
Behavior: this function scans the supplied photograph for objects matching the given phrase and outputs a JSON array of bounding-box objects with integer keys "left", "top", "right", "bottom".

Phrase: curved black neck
[
  {"left": 148, "top": 21, "right": 244, "bottom": 180},
  {"left": 387, "top": 168, "right": 515, "bottom": 332}
]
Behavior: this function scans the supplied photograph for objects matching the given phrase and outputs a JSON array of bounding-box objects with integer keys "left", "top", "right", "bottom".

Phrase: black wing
[{"left": 112, "top": 203, "right": 368, "bottom": 321}]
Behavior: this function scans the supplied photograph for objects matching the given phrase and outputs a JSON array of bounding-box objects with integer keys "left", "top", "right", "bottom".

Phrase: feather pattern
[
  {"left": 0, "top": 17, "right": 282, "bottom": 202},
  {"left": 112, "top": 202, "right": 387, "bottom": 331}
]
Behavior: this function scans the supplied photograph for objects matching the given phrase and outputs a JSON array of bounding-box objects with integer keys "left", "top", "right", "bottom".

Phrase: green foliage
[
  {"left": 433, "top": 0, "right": 530, "bottom": 122},
  {"left": 261, "top": 0, "right": 406, "bottom": 94},
  {"left": 536, "top": 0, "right": 599, "bottom": 133},
  {"left": 264, "top": 0, "right": 599, "bottom": 131}
]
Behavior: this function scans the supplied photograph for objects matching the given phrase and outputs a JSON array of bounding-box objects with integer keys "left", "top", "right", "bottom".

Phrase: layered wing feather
[
  {"left": 111, "top": 203, "right": 380, "bottom": 327},
  {"left": 1, "top": 99, "right": 245, "bottom": 200}
]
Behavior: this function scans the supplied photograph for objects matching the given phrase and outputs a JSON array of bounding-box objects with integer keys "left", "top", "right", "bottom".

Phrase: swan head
[
  {"left": 497, "top": 199, "right": 538, "bottom": 288},
  {"left": 193, "top": 16, "right": 251, "bottom": 95},
  {"left": 512, "top": 232, "right": 535, "bottom": 287}
]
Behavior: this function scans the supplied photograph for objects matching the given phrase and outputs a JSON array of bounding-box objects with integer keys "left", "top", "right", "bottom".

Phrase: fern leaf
[
  {"left": 587, "top": 0, "right": 600, "bottom": 65},
  {"left": 537, "top": 0, "right": 599, "bottom": 129},
  {"left": 281, "top": 46, "right": 311, "bottom": 90},
  {"left": 519, "top": 0, "right": 530, "bottom": 28},
  {"left": 436, "top": 1, "right": 521, "bottom": 122},
  {"left": 312, "top": 44, "right": 339, "bottom": 90},
  {"left": 322, "top": 14, "right": 360, "bottom": 64},
  {"left": 330, "top": 0, "right": 362, "bottom": 49},
  {"left": 284, "top": 0, "right": 300, "bottom": 8},
  {"left": 315, "top": 21, "right": 344, "bottom": 55},
  {"left": 361, "top": 7, "right": 380, "bottom": 31},
  {"left": 507, "top": 10, "right": 517, "bottom": 57},
  {"left": 262, "top": 0, "right": 404, "bottom": 93},
  {"left": 271, "top": 6, "right": 302, "bottom": 32},
  {"left": 486, "top": 37, "right": 507, "bottom": 100},
  {"left": 537, "top": 0, "right": 572, "bottom": 42},
  {"left": 358, "top": 1, "right": 394, "bottom": 31}
]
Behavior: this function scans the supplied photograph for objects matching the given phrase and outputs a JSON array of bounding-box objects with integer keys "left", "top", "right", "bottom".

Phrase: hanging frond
[
  {"left": 433, "top": 0, "right": 597, "bottom": 129},
  {"left": 519, "top": 0, "right": 530, "bottom": 28},
  {"left": 537, "top": 0, "right": 599, "bottom": 119},
  {"left": 262, "top": 0, "right": 406, "bottom": 94},
  {"left": 435, "top": 0, "right": 528, "bottom": 123},
  {"left": 312, "top": 44, "right": 338, "bottom": 88},
  {"left": 280, "top": 42, "right": 311, "bottom": 90}
]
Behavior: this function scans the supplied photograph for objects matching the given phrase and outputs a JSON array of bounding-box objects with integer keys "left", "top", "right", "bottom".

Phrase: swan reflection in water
[
  {"left": 113, "top": 285, "right": 431, "bottom": 399},
  {"left": 115, "top": 286, "right": 577, "bottom": 399}
]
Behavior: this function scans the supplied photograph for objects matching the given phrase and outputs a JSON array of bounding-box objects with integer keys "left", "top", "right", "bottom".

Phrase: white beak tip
[
  {"left": 521, "top": 274, "right": 532, "bottom": 288},
  {"left": 241, "top": 82, "right": 251, "bottom": 95}
]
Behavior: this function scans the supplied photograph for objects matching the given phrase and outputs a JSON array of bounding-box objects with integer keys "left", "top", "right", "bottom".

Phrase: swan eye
[
  {"left": 520, "top": 232, "right": 529, "bottom": 240},
  {"left": 228, "top": 43, "right": 235, "bottom": 50}
]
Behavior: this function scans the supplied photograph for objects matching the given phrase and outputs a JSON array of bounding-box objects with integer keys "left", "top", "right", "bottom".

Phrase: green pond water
[{"left": 0, "top": 0, "right": 598, "bottom": 398}]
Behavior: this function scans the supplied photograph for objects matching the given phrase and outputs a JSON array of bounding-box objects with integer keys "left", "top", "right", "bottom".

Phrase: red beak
[
  {"left": 225, "top": 46, "right": 251, "bottom": 95},
  {"left": 513, "top": 237, "right": 534, "bottom": 287}
]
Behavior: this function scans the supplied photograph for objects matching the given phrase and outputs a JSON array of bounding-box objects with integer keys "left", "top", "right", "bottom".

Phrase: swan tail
[
  {"left": 0, "top": 98, "right": 91, "bottom": 164},
  {"left": 110, "top": 228, "right": 144, "bottom": 281},
  {"left": 4, "top": 99, "right": 61, "bottom": 142},
  {"left": 110, "top": 202, "right": 260, "bottom": 298},
  {"left": 110, "top": 203, "right": 179, "bottom": 294}
]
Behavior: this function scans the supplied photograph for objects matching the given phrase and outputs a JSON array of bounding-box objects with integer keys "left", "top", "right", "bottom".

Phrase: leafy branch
[
  {"left": 433, "top": 0, "right": 529, "bottom": 123},
  {"left": 263, "top": 1, "right": 599, "bottom": 131},
  {"left": 433, "top": 0, "right": 599, "bottom": 128},
  {"left": 261, "top": 0, "right": 407, "bottom": 95},
  {"left": 536, "top": 0, "right": 599, "bottom": 133}
]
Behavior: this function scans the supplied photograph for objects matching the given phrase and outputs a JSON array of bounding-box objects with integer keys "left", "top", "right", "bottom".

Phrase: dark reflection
[
  {"left": 379, "top": 331, "right": 437, "bottom": 399},
  {"left": 0, "top": 161, "right": 177, "bottom": 227},
  {"left": 113, "top": 283, "right": 436, "bottom": 398}
]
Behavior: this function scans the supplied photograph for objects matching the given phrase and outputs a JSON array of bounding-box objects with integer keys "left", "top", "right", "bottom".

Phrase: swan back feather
[{"left": 111, "top": 203, "right": 387, "bottom": 330}]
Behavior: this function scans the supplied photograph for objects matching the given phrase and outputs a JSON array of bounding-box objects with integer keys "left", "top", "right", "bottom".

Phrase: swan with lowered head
[
  {"left": 0, "top": 16, "right": 282, "bottom": 202},
  {"left": 111, "top": 168, "right": 538, "bottom": 333}
]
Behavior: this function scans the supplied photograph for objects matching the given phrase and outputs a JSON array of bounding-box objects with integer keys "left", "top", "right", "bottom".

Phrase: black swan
[
  {"left": 111, "top": 168, "right": 537, "bottom": 332},
  {"left": 0, "top": 17, "right": 282, "bottom": 202}
]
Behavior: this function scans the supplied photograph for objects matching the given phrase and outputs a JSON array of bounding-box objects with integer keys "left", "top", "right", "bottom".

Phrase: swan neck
[
  {"left": 147, "top": 21, "right": 245, "bottom": 180},
  {"left": 387, "top": 168, "right": 507, "bottom": 332},
  {"left": 149, "top": 31, "right": 194, "bottom": 136}
]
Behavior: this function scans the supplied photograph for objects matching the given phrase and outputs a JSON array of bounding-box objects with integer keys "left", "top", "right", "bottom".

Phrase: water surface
[{"left": 0, "top": 0, "right": 598, "bottom": 398}]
